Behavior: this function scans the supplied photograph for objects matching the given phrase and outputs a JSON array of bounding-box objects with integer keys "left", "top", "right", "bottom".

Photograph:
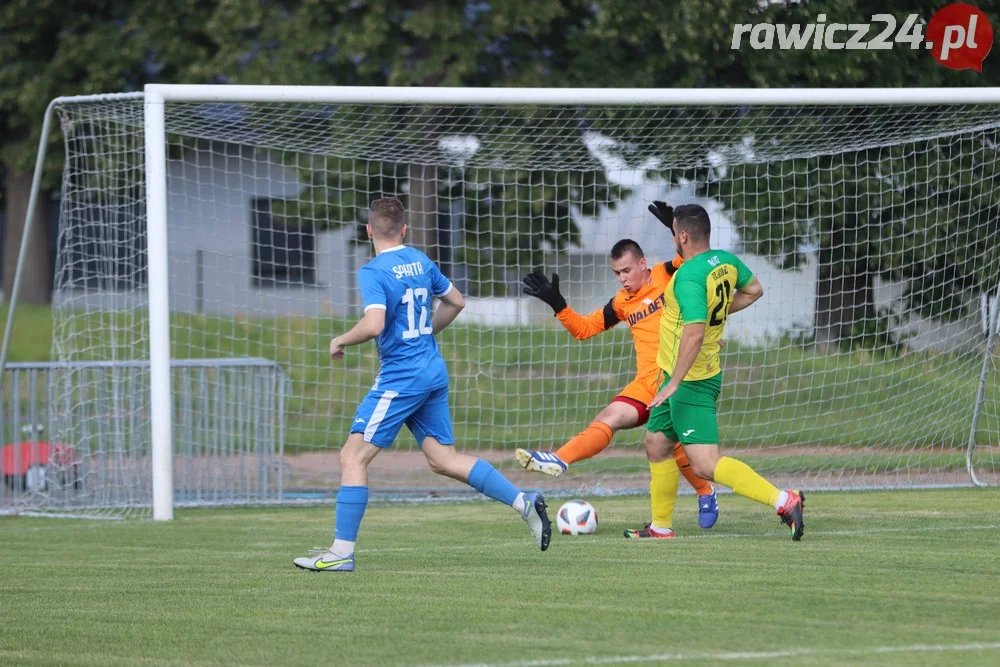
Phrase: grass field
[
  {"left": 4, "top": 304, "right": 999, "bottom": 463},
  {"left": 2, "top": 488, "right": 999, "bottom": 666}
]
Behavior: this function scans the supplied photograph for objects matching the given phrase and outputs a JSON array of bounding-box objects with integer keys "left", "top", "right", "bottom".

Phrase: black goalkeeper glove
[
  {"left": 522, "top": 271, "right": 568, "bottom": 314},
  {"left": 647, "top": 200, "right": 675, "bottom": 234}
]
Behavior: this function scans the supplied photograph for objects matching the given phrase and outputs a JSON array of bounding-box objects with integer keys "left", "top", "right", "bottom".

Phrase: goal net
[{"left": 6, "top": 87, "right": 1000, "bottom": 517}]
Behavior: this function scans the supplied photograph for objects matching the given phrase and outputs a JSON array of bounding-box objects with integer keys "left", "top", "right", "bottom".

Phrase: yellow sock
[
  {"left": 714, "top": 456, "right": 781, "bottom": 508},
  {"left": 649, "top": 458, "right": 679, "bottom": 529}
]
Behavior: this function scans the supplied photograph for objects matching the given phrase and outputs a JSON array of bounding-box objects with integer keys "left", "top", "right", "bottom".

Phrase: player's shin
[
  {"left": 467, "top": 459, "right": 524, "bottom": 511},
  {"left": 554, "top": 421, "right": 614, "bottom": 465},
  {"left": 468, "top": 458, "right": 551, "bottom": 550},
  {"left": 333, "top": 485, "right": 369, "bottom": 555},
  {"left": 648, "top": 458, "right": 679, "bottom": 532},
  {"left": 713, "top": 456, "right": 782, "bottom": 508}
]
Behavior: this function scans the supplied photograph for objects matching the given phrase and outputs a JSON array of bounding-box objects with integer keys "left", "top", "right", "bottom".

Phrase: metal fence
[{"left": 0, "top": 358, "right": 289, "bottom": 515}]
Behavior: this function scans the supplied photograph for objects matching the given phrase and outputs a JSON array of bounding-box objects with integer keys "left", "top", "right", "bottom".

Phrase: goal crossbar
[{"left": 145, "top": 85, "right": 1000, "bottom": 106}]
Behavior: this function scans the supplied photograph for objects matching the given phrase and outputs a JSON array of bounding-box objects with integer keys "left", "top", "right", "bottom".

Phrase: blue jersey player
[{"left": 294, "top": 198, "right": 552, "bottom": 572}]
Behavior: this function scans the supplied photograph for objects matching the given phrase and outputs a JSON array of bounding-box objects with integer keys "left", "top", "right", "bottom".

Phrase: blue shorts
[{"left": 350, "top": 385, "right": 455, "bottom": 448}]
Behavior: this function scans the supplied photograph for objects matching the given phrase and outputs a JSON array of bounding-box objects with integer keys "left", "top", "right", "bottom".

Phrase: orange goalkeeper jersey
[{"left": 555, "top": 255, "right": 683, "bottom": 380}]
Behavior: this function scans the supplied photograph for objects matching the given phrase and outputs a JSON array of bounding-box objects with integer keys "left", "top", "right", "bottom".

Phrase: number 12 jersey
[{"left": 357, "top": 245, "right": 453, "bottom": 392}]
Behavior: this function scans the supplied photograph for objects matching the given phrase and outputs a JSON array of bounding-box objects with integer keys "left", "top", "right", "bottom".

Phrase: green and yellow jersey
[{"left": 656, "top": 249, "right": 754, "bottom": 381}]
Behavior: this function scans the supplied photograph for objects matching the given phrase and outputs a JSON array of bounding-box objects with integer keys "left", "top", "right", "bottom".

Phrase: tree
[
  {"left": 0, "top": 0, "right": 230, "bottom": 304},
  {"left": 563, "top": 0, "right": 1000, "bottom": 347},
  {"left": 11, "top": 0, "right": 998, "bottom": 315},
  {"left": 0, "top": 1, "right": 132, "bottom": 304},
  {"left": 197, "top": 0, "right": 616, "bottom": 295},
  {"left": 3, "top": 0, "right": 623, "bottom": 300}
]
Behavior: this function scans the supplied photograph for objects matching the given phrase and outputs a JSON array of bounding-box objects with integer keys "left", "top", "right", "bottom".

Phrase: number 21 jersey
[
  {"left": 357, "top": 245, "right": 452, "bottom": 392},
  {"left": 656, "top": 249, "right": 753, "bottom": 381}
]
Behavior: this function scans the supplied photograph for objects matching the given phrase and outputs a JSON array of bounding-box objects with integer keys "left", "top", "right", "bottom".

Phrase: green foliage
[
  {"left": 214, "top": 0, "right": 594, "bottom": 88},
  {"left": 562, "top": 1, "right": 1000, "bottom": 338},
  {"left": 189, "top": 96, "right": 625, "bottom": 295},
  {"left": 843, "top": 305, "right": 908, "bottom": 354},
  {"left": 449, "top": 167, "right": 620, "bottom": 295},
  {"left": 0, "top": 0, "right": 131, "bottom": 181},
  {"left": 719, "top": 132, "right": 1000, "bottom": 325},
  {"left": 565, "top": 1, "right": 1000, "bottom": 89},
  {"left": 2, "top": 0, "right": 614, "bottom": 296},
  {"left": 262, "top": 155, "right": 618, "bottom": 296},
  {"left": 6, "top": 0, "right": 1000, "bottom": 314}
]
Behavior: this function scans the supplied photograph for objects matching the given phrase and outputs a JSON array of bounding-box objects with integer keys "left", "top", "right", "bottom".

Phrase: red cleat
[
  {"left": 777, "top": 490, "right": 805, "bottom": 541},
  {"left": 623, "top": 523, "right": 675, "bottom": 539}
]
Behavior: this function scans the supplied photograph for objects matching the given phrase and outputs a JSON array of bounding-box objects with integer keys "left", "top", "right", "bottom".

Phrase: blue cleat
[
  {"left": 515, "top": 449, "right": 568, "bottom": 477},
  {"left": 698, "top": 487, "right": 719, "bottom": 529},
  {"left": 521, "top": 492, "right": 552, "bottom": 551},
  {"left": 294, "top": 548, "right": 355, "bottom": 572}
]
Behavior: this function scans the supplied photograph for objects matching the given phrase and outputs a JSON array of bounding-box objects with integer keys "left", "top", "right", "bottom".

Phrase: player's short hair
[
  {"left": 673, "top": 204, "right": 711, "bottom": 242},
  {"left": 610, "top": 239, "right": 644, "bottom": 261},
  {"left": 369, "top": 197, "right": 406, "bottom": 238}
]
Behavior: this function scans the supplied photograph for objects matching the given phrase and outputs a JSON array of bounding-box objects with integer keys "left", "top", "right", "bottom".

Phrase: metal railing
[{"left": 0, "top": 358, "right": 289, "bottom": 513}]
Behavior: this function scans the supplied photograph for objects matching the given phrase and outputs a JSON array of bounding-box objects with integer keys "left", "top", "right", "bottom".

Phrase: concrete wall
[{"left": 56, "top": 146, "right": 368, "bottom": 319}]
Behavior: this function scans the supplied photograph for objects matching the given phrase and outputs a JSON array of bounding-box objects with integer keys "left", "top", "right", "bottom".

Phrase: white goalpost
[{"left": 3, "top": 85, "right": 999, "bottom": 520}]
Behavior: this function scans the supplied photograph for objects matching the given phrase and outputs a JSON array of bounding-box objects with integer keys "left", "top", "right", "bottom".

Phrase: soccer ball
[{"left": 556, "top": 499, "right": 598, "bottom": 535}]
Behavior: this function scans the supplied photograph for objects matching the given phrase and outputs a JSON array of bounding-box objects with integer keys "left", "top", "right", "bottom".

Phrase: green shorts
[{"left": 646, "top": 372, "right": 722, "bottom": 445}]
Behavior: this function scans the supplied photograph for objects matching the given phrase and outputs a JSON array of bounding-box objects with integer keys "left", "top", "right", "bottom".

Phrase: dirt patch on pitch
[{"left": 280, "top": 445, "right": 998, "bottom": 495}]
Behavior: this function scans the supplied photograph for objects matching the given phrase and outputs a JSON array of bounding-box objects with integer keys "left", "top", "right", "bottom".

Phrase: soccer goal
[{"left": 4, "top": 86, "right": 1000, "bottom": 520}]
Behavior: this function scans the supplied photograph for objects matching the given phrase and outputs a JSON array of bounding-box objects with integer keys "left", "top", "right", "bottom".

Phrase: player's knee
[
  {"left": 690, "top": 460, "right": 711, "bottom": 479},
  {"left": 425, "top": 452, "right": 449, "bottom": 475},
  {"left": 421, "top": 439, "right": 452, "bottom": 474},
  {"left": 598, "top": 400, "right": 640, "bottom": 430},
  {"left": 688, "top": 454, "right": 718, "bottom": 480},
  {"left": 338, "top": 446, "right": 355, "bottom": 470},
  {"left": 339, "top": 442, "right": 367, "bottom": 471},
  {"left": 643, "top": 431, "right": 672, "bottom": 462}
]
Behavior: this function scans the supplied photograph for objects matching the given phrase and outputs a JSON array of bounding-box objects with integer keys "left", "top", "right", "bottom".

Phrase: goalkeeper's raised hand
[
  {"left": 522, "top": 271, "right": 568, "bottom": 314},
  {"left": 647, "top": 200, "right": 675, "bottom": 234}
]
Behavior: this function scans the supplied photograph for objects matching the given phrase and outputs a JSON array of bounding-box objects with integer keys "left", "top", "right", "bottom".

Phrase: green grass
[
  {"left": 0, "top": 304, "right": 55, "bottom": 362},
  {"left": 3, "top": 305, "right": 998, "bottom": 459},
  {"left": 1, "top": 488, "right": 998, "bottom": 666}
]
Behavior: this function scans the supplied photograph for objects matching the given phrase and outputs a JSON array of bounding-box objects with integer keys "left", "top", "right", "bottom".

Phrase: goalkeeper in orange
[{"left": 515, "top": 202, "right": 719, "bottom": 533}]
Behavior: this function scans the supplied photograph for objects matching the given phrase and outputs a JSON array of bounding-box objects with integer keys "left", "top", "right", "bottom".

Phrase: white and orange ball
[{"left": 556, "top": 499, "right": 598, "bottom": 535}]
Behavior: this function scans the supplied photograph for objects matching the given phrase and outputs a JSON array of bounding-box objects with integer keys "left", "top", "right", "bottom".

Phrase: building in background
[{"left": 6, "top": 139, "right": 985, "bottom": 354}]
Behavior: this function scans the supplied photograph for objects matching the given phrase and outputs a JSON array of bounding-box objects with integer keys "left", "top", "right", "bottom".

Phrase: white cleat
[
  {"left": 521, "top": 492, "right": 552, "bottom": 551},
  {"left": 293, "top": 547, "right": 355, "bottom": 572}
]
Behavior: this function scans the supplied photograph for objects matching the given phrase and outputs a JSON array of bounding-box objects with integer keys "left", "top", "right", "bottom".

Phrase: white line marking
[
  {"left": 430, "top": 642, "right": 1000, "bottom": 667},
  {"left": 673, "top": 522, "right": 1000, "bottom": 540}
]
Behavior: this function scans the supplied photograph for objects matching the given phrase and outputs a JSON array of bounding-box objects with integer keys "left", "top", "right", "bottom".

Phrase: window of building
[{"left": 251, "top": 198, "right": 316, "bottom": 287}]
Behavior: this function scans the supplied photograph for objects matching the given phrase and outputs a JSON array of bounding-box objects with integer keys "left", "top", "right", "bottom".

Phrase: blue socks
[
  {"left": 334, "top": 485, "right": 369, "bottom": 542},
  {"left": 467, "top": 459, "right": 520, "bottom": 507},
  {"left": 333, "top": 463, "right": 521, "bottom": 551}
]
